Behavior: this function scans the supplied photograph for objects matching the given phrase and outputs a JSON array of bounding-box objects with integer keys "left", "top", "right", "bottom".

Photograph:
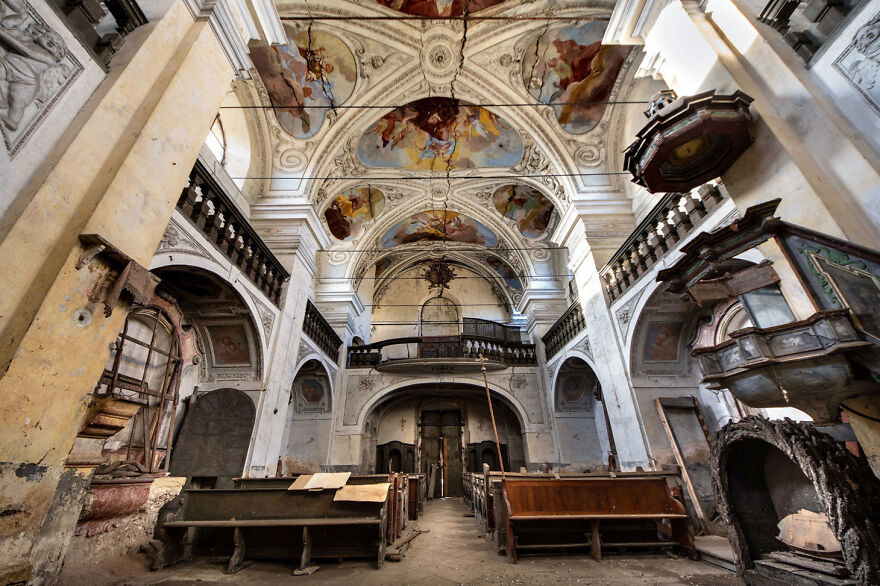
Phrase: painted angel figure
[{"left": 0, "top": 0, "right": 69, "bottom": 132}]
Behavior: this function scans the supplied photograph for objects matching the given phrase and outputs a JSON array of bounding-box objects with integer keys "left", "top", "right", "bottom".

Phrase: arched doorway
[
  {"left": 279, "top": 359, "right": 333, "bottom": 475},
  {"left": 552, "top": 357, "right": 612, "bottom": 470},
  {"left": 364, "top": 384, "right": 526, "bottom": 497},
  {"left": 170, "top": 388, "right": 255, "bottom": 488}
]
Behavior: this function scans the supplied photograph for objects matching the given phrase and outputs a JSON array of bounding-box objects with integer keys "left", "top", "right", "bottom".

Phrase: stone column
[
  {"left": 0, "top": 2, "right": 235, "bottom": 580},
  {"left": 245, "top": 210, "right": 326, "bottom": 476},
  {"left": 565, "top": 215, "right": 652, "bottom": 470}
]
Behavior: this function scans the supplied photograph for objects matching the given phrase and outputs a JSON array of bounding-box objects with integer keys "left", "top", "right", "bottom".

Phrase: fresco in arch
[
  {"left": 373, "top": 0, "right": 504, "bottom": 17},
  {"left": 381, "top": 210, "right": 498, "bottom": 247},
  {"left": 358, "top": 98, "right": 523, "bottom": 170},
  {"left": 205, "top": 324, "right": 251, "bottom": 367},
  {"left": 643, "top": 321, "right": 684, "bottom": 362},
  {"left": 324, "top": 187, "right": 385, "bottom": 241},
  {"left": 492, "top": 185, "right": 554, "bottom": 238},
  {"left": 521, "top": 22, "right": 631, "bottom": 134},
  {"left": 487, "top": 255, "right": 522, "bottom": 290},
  {"left": 250, "top": 30, "right": 356, "bottom": 139}
]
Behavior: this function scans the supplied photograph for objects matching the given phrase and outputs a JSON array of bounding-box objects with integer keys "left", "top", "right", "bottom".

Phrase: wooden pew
[
  {"left": 501, "top": 477, "right": 694, "bottom": 562},
  {"left": 462, "top": 473, "right": 474, "bottom": 512},
  {"left": 231, "top": 473, "right": 407, "bottom": 542},
  {"left": 472, "top": 474, "right": 488, "bottom": 533},
  {"left": 153, "top": 486, "right": 388, "bottom": 572},
  {"left": 407, "top": 474, "right": 425, "bottom": 520}
]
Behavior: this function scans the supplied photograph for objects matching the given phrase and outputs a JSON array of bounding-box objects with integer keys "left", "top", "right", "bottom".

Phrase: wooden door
[{"left": 420, "top": 409, "right": 462, "bottom": 497}]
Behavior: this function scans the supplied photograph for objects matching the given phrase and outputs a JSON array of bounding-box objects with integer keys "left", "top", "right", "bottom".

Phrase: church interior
[{"left": 2, "top": 0, "right": 880, "bottom": 583}]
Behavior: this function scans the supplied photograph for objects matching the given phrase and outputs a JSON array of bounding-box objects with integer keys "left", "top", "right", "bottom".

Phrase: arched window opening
[
  {"left": 205, "top": 113, "right": 227, "bottom": 165},
  {"left": 94, "top": 307, "right": 181, "bottom": 472},
  {"left": 421, "top": 296, "right": 460, "bottom": 336}
]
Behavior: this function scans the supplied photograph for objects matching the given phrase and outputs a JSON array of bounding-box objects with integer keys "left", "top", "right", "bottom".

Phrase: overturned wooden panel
[
  {"left": 303, "top": 472, "right": 351, "bottom": 490},
  {"left": 335, "top": 483, "right": 391, "bottom": 503},
  {"left": 288, "top": 475, "right": 312, "bottom": 490}
]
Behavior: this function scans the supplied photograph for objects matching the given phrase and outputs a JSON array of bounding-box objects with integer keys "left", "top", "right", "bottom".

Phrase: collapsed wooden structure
[
  {"left": 464, "top": 470, "right": 694, "bottom": 561},
  {"left": 152, "top": 472, "right": 425, "bottom": 572}
]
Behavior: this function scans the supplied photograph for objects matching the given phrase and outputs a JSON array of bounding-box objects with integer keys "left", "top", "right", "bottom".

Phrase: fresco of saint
[
  {"left": 522, "top": 22, "right": 631, "bottom": 134},
  {"left": 381, "top": 210, "right": 498, "bottom": 247},
  {"left": 324, "top": 187, "right": 385, "bottom": 241},
  {"left": 358, "top": 98, "right": 523, "bottom": 170},
  {"left": 250, "top": 29, "right": 356, "bottom": 139},
  {"left": 492, "top": 184, "right": 554, "bottom": 238}
]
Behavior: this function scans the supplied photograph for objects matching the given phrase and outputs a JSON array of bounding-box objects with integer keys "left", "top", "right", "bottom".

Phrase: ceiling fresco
[
  {"left": 380, "top": 210, "right": 499, "bottom": 247},
  {"left": 487, "top": 255, "right": 522, "bottom": 290},
  {"left": 250, "top": 30, "right": 357, "bottom": 139},
  {"left": 357, "top": 98, "right": 523, "bottom": 170},
  {"left": 324, "top": 187, "right": 385, "bottom": 241},
  {"left": 492, "top": 184, "right": 554, "bottom": 239},
  {"left": 522, "top": 22, "right": 631, "bottom": 134},
  {"left": 373, "top": 0, "right": 505, "bottom": 17}
]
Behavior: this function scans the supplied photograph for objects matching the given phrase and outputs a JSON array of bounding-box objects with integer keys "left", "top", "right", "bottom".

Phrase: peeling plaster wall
[{"left": 371, "top": 265, "right": 510, "bottom": 343}]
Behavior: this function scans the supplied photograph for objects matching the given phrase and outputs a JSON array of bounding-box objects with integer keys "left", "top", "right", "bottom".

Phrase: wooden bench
[
  {"left": 153, "top": 487, "right": 388, "bottom": 572},
  {"left": 231, "top": 473, "right": 408, "bottom": 543},
  {"left": 502, "top": 477, "right": 694, "bottom": 562}
]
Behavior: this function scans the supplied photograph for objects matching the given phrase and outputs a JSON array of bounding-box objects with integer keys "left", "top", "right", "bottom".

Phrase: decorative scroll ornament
[
  {"left": 423, "top": 261, "right": 456, "bottom": 292},
  {"left": 616, "top": 288, "right": 645, "bottom": 341}
]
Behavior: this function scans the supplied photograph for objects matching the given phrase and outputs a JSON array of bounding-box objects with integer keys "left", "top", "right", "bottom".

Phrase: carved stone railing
[
  {"left": 177, "top": 161, "right": 289, "bottom": 305},
  {"left": 346, "top": 335, "right": 537, "bottom": 369},
  {"left": 304, "top": 300, "right": 342, "bottom": 359},
  {"left": 600, "top": 185, "right": 725, "bottom": 303},
  {"left": 49, "top": 0, "right": 147, "bottom": 68},
  {"left": 757, "top": 0, "right": 858, "bottom": 62},
  {"left": 541, "top": 301, "right": 586, "bottom": 359}
]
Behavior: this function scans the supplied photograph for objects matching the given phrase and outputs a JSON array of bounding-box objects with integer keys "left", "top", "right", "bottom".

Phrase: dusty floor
[{"left": 109, "top": 498, "right": 740, "bottom": 586}]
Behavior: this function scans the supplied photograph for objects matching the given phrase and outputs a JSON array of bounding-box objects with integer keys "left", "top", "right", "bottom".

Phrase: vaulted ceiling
[{"left": 241, "top": 0, "right": 644, "bottom": 313}]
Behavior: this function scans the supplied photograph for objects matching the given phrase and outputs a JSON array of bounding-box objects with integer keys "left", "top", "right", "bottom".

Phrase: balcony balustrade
[
  {"left": 347, "top": 335, "right": 537, "bottom": 372},
  {"left": 600, "top": 185, "right": 725, "bottom": 303},
  {"left": 541, "top": 302, "right": 586, "bottom": 359},
  {"left": 177, "top": 161, "right": 289, "bottom": 305},
  {"left": 304, "top": 300, "right": 343, "bottom": 359}
]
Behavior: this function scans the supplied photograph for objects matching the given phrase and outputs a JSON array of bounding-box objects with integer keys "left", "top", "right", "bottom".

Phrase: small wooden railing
[
  {"left": 600, "top": 185, "right": 725, "bottom": 303},
  {"left": 347, "top": 335, "right": 537, "bottom": 368},
  {"left": 304, "top": 300, "right": 342, "bottom": 359},
  {"left": 177, "top": 161, "right": 289, "bottom": 305},
  {"left": 541, "top": 302, "right": 586, "bottom": 359}
]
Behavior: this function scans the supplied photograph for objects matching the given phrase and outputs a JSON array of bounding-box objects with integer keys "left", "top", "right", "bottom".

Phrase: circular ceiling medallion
[{"left": 421, "top": 32, "right": 459, "bottom": 84}]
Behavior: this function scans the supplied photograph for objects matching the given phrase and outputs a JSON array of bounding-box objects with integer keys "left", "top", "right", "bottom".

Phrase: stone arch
[
  {"left": 278, "top": 359, "right": 336, "bottom": 475},
  {"left": 170, "top": 388, "right": 256, "bottom": 487},
  {"left": 354, "top": 379, "right": 531, "bottom": 434},
  {"left": 554, "top": 356, "right": 600, "bottom": 413},
  {"left": 551, "top": 356, "right": 612, "bottom": 471},
  {"left": 149, "top": 255, "right": 274, "bottom": 357},
  {"left": 290, "top": 359, "right": 333, "bottom": 415},
  {"left": 628, "top": 284, "right": 700, "bottom": 378}
]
